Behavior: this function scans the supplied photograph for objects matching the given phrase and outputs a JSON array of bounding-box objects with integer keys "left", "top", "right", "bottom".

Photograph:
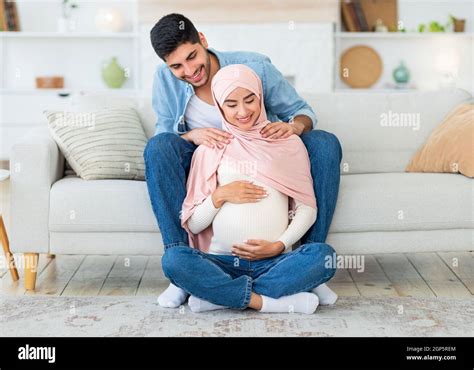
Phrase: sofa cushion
[
  {"left": 406, "top": 103, "right": 474, "bottom": 178},
  {"left": 45, "top": 107, "right": 147, "bottom": 180},
  {"left": 49, "top": 173, "right": 472, "bottom": 235},
  {"left": 49, "top": 176, "right": 160, "bottom": 232},
  {"left": 302, "top": 89, "right": 472, "bottom": 174},
  {"left": 71, "top": 89, "right": 472, "bottom": 175},
  {"left": 329, "top": 172, "right": 473, "bottom": 233}
]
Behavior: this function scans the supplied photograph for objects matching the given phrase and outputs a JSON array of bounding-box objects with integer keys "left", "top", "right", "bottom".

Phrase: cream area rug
[{"left": 1, "top": 296, "right": 472, "bottom": 337}]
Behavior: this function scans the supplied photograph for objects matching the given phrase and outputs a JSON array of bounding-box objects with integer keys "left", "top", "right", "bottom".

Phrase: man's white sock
[
  {"left": 312, "top": 283, "right": 338, "bottom": 305},
  {"left": 188, "top": 295, "right": 227, "bottom": 313},
  {"left": 260, "top": 292, "right": 319, "bottom": 314},
  {"left": 157, "top": 283, "right": 188, "bottom": 308}
]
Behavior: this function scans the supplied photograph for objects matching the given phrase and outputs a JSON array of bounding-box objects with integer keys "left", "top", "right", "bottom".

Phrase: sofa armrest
[{"left": 9, "top": 126, "right": 64, "bottom": 254}]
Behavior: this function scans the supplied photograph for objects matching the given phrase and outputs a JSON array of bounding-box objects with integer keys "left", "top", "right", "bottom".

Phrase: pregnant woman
[{"left": 161, "top": 64, "right": 337, "bottom": 314}]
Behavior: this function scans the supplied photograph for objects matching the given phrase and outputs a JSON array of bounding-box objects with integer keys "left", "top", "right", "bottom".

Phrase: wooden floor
[
  {"left": 1, "top": 252, "right": 473, "bottom": 298},
  {"left": 1, "top": 178, "right": 473, "bottom": 298}
]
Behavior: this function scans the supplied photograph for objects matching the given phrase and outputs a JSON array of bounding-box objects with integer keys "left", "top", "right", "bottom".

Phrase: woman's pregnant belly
[{"left": 209, "top": 176, "right": 290, "bottom": 255}]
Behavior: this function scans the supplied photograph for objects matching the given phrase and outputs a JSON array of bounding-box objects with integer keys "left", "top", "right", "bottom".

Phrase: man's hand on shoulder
[
  {"left": 260, "top": 121, "right": 304, "bottom": 139},
  {"left": 182, "top": 128, "right": 234, "bottom": 149},
  {"left": 260, "top": 115, "right": 312, "bottom": 139}
]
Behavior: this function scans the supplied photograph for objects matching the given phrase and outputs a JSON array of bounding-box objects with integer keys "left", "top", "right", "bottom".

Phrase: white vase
[
  {"left": 57, "top": 17, "right": 76, "bottom": 33},
  {"left": 57, "top": 17, "right": 68, "bottom": 32}
]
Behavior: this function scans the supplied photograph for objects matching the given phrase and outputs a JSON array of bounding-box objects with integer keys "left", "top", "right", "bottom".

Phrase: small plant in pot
[{"left": 449, "top": 15, "right": 466, "bottom": 32}]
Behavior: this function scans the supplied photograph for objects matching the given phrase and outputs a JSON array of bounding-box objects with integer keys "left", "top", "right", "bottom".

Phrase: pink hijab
[{"left": 181, "top": 64, "right": 316, "bottom": 252}]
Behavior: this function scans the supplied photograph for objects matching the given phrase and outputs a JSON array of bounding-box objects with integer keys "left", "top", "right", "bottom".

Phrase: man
[{"left": 144, "top": 13, "right": 341, "bottom": 308}]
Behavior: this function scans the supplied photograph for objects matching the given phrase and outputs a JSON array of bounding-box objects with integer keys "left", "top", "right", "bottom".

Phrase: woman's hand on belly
[
  {"left": 231, "top": 239, "right": 285, "bottom": 261},
  {"left": 212, "top": 180, "right": 268, "bottom": 208}
]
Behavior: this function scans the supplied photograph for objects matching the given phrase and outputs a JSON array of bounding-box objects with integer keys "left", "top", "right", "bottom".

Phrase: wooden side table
[{"left": 0, "top": 169, "right": 19, "bottom": 282}]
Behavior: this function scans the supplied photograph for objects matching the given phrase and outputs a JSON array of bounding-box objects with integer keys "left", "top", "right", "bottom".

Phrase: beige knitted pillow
[
  {"left": 45, "top": 107, "right": 147, "bottom": 180},
  {"left": 406, "top": 103, "right": 473, "bottom": 178}
]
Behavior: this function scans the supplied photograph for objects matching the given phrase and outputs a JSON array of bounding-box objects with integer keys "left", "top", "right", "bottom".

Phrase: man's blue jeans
[
  {"left": 161, "top": 243, "right": 337, "bottom": 309},
  {"left": 143, "top": 129, "right": 342, "bottom": 248}
]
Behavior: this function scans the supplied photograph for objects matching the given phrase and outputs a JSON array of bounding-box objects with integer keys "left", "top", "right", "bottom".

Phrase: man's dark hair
[{"left": 150, "top": 13, "right": 201, "bottom": 61}]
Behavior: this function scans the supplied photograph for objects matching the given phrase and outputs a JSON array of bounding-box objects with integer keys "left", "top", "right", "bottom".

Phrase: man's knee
[
  {"left": 143, "top": 132, "right": 180, "bottom": 163},
  {"left": 302, "top": 130, "right": 342, "bottom": 163}
]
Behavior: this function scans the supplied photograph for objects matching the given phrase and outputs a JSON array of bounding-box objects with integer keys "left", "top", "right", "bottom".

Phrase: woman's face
[{"left": 220, "top": 87, "right": 260, "bottom": 130}]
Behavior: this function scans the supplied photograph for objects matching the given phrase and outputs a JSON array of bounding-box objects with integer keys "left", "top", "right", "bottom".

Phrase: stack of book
[{"left": 0, "top": 0, "right": 20, "bottom": 31}]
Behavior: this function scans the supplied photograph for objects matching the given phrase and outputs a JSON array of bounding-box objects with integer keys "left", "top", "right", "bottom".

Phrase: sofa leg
[
  {"left": 24, "top": 253, "right": 39, "bottom": 291},
  {"left": 47, "top": 254, "right": 55, "bottom": 259},
  {"left": 0, "top": 215, "right": 19, "bottom": 282}
]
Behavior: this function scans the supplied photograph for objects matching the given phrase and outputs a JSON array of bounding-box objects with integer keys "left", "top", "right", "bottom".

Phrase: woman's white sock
[
  {"left": 157, "top": 283, "right": 188, "bottom": 308},
  {"left": 188, "top": 295, "right": 227, "bottom": 313},
  {"left": 312, "top": 283, "right": 338, "bottom": 305},
  {"left": 260, "top": 292, "right": 319, "bottom": 314}
]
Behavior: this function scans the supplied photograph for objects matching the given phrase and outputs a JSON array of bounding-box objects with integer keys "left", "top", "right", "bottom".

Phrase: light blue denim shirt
[{"left": 151, "top": 48, "right": 317, "bottom": 136}]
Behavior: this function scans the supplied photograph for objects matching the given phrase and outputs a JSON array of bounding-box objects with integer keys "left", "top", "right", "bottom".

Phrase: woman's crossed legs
[{"left": 161, "top": 242, "right": 336, "bottom": 314}]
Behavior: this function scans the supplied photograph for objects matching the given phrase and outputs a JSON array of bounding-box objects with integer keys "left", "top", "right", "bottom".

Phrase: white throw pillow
[
  {"left": 70, "top": 93, "right": 157, "bottom": 138},
  {"left": 45, "top": 107, "right": 147, "bottom": 180}
]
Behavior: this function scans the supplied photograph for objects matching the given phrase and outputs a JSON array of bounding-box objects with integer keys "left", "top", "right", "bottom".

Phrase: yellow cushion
[{"left": 406, "top": 103, "right": 473, "bottom": 178}]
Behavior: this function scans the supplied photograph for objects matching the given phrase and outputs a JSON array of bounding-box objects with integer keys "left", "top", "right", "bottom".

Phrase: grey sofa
[{"left": 9, "top": 88, "right": 473, "bottom": 290}]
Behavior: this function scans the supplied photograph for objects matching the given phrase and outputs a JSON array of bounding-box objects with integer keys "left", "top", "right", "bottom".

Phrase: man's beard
[{"left": 185, "top": 53, "right": 211, "bottom": 87}]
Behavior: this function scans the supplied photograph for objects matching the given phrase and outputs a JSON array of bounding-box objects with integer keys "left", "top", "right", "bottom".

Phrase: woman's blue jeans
[
  {"left": 161, "top": 243, "right": 337, "bottom": 309},
  {"left": 143, "top": 129, "right": 342, "bottom": 249}
]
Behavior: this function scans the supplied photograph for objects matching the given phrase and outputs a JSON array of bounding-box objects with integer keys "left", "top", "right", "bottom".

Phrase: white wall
[
  {"left": 398, "top": 0, "right": 473, "bottom": 33},
  {"left": 141, "top": 22, "right": 335, "bottom": 95},
  {"left": 2, "top": 0, "right": 473, "bottom": 162},
  {"left": 2, "top": 38, "right": 136, "bottom": 90},
  {"left": 336, "top": 35, "right": 473, "bottom": 92},
  {"left": 15, "top": 0, "right": 135, "bottom": 32}
]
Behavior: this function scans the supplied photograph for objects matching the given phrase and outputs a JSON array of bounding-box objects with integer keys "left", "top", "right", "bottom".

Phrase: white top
[
  {"left": 0, "top": 169, "right": 10, "bottom": 182},
  {"left": 184, "top": 94, "right": 222, "bottom": 131},
  {"left": 187, "top": 158, "right": 317, "bottom": 255}
]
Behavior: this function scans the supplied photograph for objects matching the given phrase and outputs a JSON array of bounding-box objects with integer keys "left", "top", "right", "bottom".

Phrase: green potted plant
[
  {"left": 449, "top": 15, "right": 466, "bottom": 32},
  {"left": 418, "top": 21, "right": 446, "bottom": 33}
]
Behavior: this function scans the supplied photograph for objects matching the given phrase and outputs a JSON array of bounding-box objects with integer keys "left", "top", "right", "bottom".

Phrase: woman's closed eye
[{"left": 226, "top": 99, "right": 255, "bottom": 108}]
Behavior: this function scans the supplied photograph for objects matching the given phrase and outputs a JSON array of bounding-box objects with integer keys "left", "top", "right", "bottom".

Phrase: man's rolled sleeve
[
  {"left": 291, "top": 108, "right": 318, "bottom": 130},
  {"left": 262, "top": 59, "right": 318, "bottom": 129}
]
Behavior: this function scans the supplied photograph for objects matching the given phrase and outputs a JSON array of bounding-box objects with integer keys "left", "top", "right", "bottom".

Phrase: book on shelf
[
  {"left": 341, "top": 0, "right": 360, "bottom": 32},
  {"left": 0, "top": 0, "right": 20, "bottom": 31},
  {"left": 0, "top": 1, "right": 6, "bottom": 31},
  {"left": 353, "top": 0, "right": 369, "bottom": 32},
  {"left": 341, "top": 0, "right": 371, "bottom": 32}
]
